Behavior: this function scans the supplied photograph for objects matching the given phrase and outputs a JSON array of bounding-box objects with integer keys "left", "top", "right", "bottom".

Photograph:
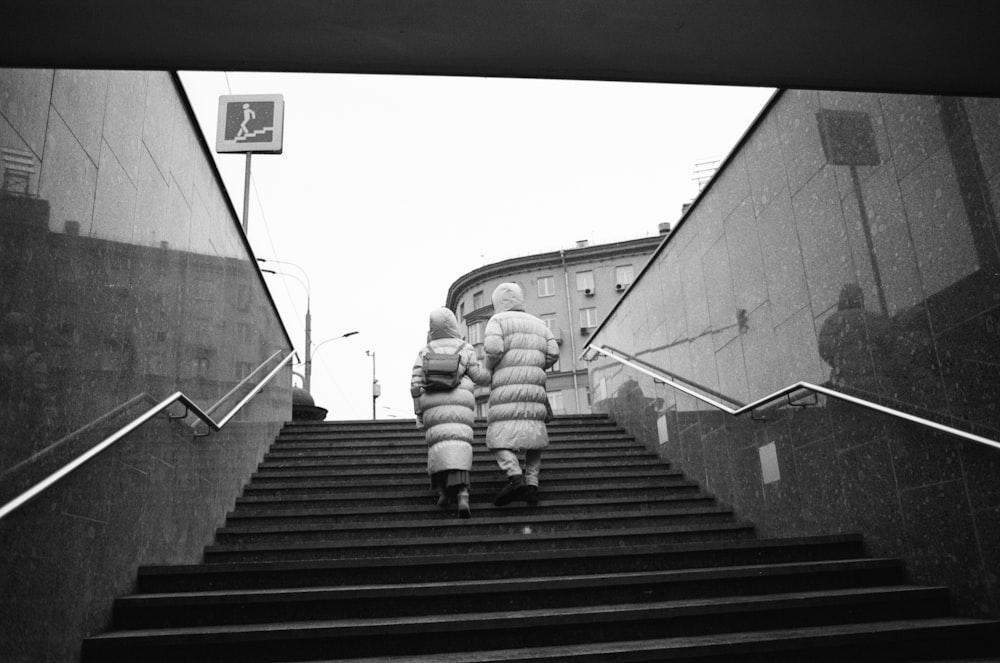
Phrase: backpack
[{"left": 422, "top": 351, "right": 463, "bottom": 391}]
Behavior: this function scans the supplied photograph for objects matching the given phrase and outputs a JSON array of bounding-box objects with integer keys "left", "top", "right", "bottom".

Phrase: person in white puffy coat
[
  {"left": 483, "top": 283, "right": 560, "bottom": 506},
  {"left": 411, "top": 307, "right": 491, "bottom": 518}
]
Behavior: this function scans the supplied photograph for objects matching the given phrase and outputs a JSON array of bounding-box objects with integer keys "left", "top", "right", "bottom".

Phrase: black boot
[
  {"left": 493, "top": 475, "right": 527, "bottom": 506},
  {"left": 524, "top": 485, "right": 539, "bottom": 506},
  {"left": 457, "top": 491, "right": 471, "bottom": 518}
]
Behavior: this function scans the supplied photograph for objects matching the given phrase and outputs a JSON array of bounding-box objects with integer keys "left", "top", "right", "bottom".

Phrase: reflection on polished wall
[
  {"left": 0, "top": 69, "right": 293, "bottom": 662},
  {"left": 0, "top": 68, "right": 292, "bottom": 489},
  {"left": 589, "top": 90, "right": 1000, "bottom": 618}
]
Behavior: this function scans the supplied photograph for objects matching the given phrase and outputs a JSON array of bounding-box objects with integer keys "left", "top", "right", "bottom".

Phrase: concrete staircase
[{"left": 82, "top": 414, "right": 1000, "bottom": 661}]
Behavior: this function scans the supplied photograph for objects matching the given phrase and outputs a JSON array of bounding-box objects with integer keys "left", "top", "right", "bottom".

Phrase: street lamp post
[
  {"left": 311, "top": 331, "right": 359, "bottom": 361},
  {"left": 365, "top": 350, "right": 378, "bottom": 420},
  {"left": 261, "top": 267, "right": 312, "bottom": 390}
]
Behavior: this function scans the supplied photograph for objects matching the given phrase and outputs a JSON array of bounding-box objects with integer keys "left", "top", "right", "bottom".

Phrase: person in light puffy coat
[
  {"left": 483, "top": 283, "right": 560, "bottom": 506},
  {"left": 411, "top": 307, "right": 491, "bottom": 518},
  {"left": 817, "top": 283, "right": 895, "bottom": 395}
]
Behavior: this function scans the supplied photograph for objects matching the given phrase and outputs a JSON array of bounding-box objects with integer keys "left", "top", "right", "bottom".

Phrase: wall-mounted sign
[{"left": 216, "top": 94, "right": 284, "bottom": 154}]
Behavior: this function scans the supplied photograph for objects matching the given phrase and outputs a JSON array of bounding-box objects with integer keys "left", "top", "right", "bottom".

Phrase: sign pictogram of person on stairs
[
  {"left": 215, "top": 94, "right": 285, "bottom": 154},
  {"left": 228, "top": 101, "right": 271, "bottom": 142},
  {"left": 236, "top": 103, "right": 257, "bottom": 139}
]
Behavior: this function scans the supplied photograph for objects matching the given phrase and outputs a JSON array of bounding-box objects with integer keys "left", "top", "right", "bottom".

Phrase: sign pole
[
  {"left": 215, "top": 93, "right": 285, "bottom": 236},
  {"left": 242, "top": 152, "right": 252, "bottom": 234}
]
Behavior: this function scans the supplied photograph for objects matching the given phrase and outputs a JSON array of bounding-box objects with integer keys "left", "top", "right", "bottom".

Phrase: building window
[
  {"left": 191, "top": 318, "right": 212, "bottom": 338},
  {"left": 459, "top": 302, "right": 465, "bottom": 320},
  {"left": 615, "top": 265, "right": 634, "bottom": 288},
  {"left": 191, "top": 356, "right": 210, "bottom": 379},
  {"left": 1, "top": 147, "right": 35, "bottom": 195},
  {"left": 193, "top": 279, "right": 214, "bottom": 302},
  {"left": 548, "top": 356, "right": 561, "bottom": 373},
  {"left": 236, "top": 322, "right": 254, "bottom": 344},
  {"left": 548, "top": 390, "right": 565, "bottom": 414},
  {"left": 237, "top": 284, "right": 251, "bottom": 311},
  {"left": 576, "top": 271, "right": 594, "bottom": 292},
  {"left": 541, "top": 313, "right": 561, "bottom": 346},
  {"left": 468, "top": 321, "right": 484, "bottom": 345},
  {"left": 580, "top": 307, "right": 597, "bottom": 329},
  {"left": 472, "top": 290, "right": 484, "bottom": 309},
  {"left": 146, "top": 353, "right": 166, "bottom": 376},
  {"left": 537, "top": 276, "right": 555, "bottom": 297}
]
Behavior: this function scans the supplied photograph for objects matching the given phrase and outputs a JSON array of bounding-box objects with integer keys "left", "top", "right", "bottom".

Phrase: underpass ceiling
[{"left": 4, "top": 0, "right": 998, "bottom": 96}]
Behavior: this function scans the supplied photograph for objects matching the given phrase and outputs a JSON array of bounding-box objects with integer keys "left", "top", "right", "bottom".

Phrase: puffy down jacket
[
  {"left": 483, "top": 283, "right": 559, "bottom": 450},
  {"left": 411, "top": 307, "right": 491, "bottom": 475}
]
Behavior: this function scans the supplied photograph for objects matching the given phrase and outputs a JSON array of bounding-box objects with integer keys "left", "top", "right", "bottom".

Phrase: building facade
[{"left": 446, "top": 231, "right": 665, "bottom": 415}]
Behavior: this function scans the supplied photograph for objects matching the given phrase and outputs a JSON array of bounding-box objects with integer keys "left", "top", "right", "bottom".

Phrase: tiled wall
[
  {"left": 589, "top": 90, "right": 1000, "bottom": 618},
  {"left": 0, "top": 69, "right": 294, "bottom": 661}
]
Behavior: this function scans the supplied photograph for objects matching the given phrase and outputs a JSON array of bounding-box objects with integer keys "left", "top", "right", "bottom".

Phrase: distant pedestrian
[
  {"left": 483, "top": 283, "right": 560, "bottom": 506},
  {"left": 411, "top": 307, "right": 491, "bottom": 518}
]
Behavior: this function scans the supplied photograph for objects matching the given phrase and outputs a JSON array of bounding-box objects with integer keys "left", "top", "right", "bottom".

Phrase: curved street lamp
[
  {"left": 312, "top": 331, "right": 359, "bottom": 358},
  {"left": 258, "top": 259, "right": 358, "bottom": 396},
  {"left": 311, "top": 330, "right": 360, "bottom": 388}
]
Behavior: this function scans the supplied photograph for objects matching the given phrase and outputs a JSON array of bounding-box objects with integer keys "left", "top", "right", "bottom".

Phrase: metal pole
[
  {"left": 257, "top": 260, "right": 315, "bottom": 391},
  {"left": 242, "top": 153, "right": 252, "bottom": 234},
  {"left": 850, "top": 165, "right": 889, "bottom": 315},
  {"left": 366, "top": 350, "right": 377, "bottom": 420},
  {"left": 560, "top": 249, "right": 582, "bottom": 413},
  {"left": 260, "top": 269, "right": 312, "bottom": 392},
  {"left": 304, "top": 303, "right": 312, "bottom": 392}
]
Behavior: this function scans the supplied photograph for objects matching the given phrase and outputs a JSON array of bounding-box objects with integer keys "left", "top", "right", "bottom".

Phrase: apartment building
[{"left": 445, "top": 227, "right": 667, "bottom": 415}]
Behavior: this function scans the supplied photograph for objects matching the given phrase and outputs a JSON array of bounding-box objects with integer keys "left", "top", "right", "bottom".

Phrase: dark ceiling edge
[{"left": 4, "top": 1, "right": 1000, "bottom": 97}]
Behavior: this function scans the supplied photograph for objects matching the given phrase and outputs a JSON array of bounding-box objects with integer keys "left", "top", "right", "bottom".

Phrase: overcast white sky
[{"left": 178, "top": 71, "right": 774, "bottom": 421}]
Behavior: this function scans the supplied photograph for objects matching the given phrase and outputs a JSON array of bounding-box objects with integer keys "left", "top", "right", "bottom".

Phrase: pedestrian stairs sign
[{"left": 216, "top": 94, "right": 284, "bottom": 153}]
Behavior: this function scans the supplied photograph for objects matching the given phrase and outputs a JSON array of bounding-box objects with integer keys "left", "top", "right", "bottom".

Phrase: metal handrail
[
  {"left": 0, "top": 392, "right": 156, "bottom": 483},
  {"left": 596, "top": 344, "right": 745, "bottom": 409},
  {"left": 0, "top": 350, "right": 295, "bottom": 521},
  {"left": 204, "top": 349, "right": 285, "bottom": 417},
  {"left": 584, "top": 344, "right": 1000, "bottom": 453}
]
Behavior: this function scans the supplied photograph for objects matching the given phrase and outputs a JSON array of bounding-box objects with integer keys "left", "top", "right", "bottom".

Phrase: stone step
[
  {"left": 271, "top": 434, "right": 636, "bottom": 449},
  {"left": 213, "top": 505, "right": 742, "bottom": 544},
  {"left": 227, "top": 493, "right": 720, "bottom": 523},
  {"left": 253, "top": 456, "right": 667, "bottom": 473},
  {"left": 81, "top": 587, "right": 961, "bottom": 662},
  {"left": 278, "top": 415, "right": 611, "bottom": 433},
  {"left": 136, "top": 535, "right": 874, "bottom": 592},
  {"left": 112, "top": 558, "right": 907, "bottom": 628},
  {"left": 270, "top": 421, "right": 631, "bottom": 441},
  {"left": 202, "top": 521, "right": 758, "bottom": 563},
  {"left": 262, "top": 446, "right": 654, "bottom": 460},
  {"left": 235, "top": 479, "right": 704, "bottom": 506},
  {"left": 295, "top": 619, "right": 1000, "bottom": 662},
  {"left": 245, "top": 466, "right": 686, "bottom": 488}
]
